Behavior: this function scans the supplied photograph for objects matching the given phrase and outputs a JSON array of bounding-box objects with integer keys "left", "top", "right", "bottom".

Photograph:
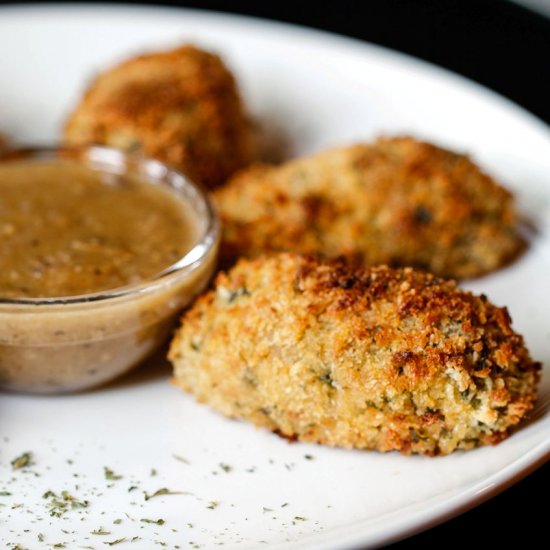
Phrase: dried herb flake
[
  {"left": 91, "top": 528, "right": 111, "bottom": 536},
  {"left": 104, "top": 467, "right": 122, "bottom": 481},
  {"left": 11, "top": 452, "right": 32, "bottom": 470},
  {"left": 104, "top": 539, "right": 127, "bottom": 546},
  {"left": 144, "top": 488, "right": 188, "bottom": 501},
  {"left": 140, "top": 518, "right": 165, "bottom": 525}
]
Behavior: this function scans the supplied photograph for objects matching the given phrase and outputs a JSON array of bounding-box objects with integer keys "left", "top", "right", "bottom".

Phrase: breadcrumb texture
[
  {"left": 64, "top": 44, "right": 254, "bottom": 188},
  {"left": 169, "top": 253, "right": 540, "bottom": 455},
  {"left": 215, "top": 136, "right": 523, "bottom": 278}
]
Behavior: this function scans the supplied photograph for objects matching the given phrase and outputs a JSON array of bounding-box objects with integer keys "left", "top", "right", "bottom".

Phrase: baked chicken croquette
[
  {"left": 64, "top": 45, "right": 253, "bottom": 188},
  {"left": 215, "top": 136, "right": 523, "bottom": 278},
  {"left": 169, "top": 254, "right": 539, "bottom": 455}
]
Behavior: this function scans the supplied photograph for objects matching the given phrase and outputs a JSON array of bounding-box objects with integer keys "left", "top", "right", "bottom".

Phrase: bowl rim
[{"left": 0, "top": 144, "right": 220, "bottom": 307}]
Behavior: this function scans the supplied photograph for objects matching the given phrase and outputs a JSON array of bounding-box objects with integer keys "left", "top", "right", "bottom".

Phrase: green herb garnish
[
  {"left": 104, "top": 467, "right": 122, "bottom": 481},
  {"left": 144, "top": 488, "right": 188, "bottom": 501},
  {"left": 140, "top": 518, "right": 165, "bottom": 525},
  {"left": 104, "top": 539, "right": 127, "bottom": 546},
  {"left": 91, "top": 528, "right": 111, "bottom": 535},
  {"left": 61, "top": 490, "right": 88, "bottom": 509},
  {"left": 43, "top": 490, "right": 88, "bottom": 517},
  {"left": 11, "top": 452, "right": 32, "bottom": 470}
]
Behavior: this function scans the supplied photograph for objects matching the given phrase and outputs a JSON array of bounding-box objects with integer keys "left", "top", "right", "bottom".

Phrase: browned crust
[
  {"left": 169, "top": 253, "right": 540, "bottom": 455},
  {"left": 214, "top": 136, "right": 524, "bottom": 278},
  {"left": 64, "top": 44, "right": 254, "bottom": 188}
]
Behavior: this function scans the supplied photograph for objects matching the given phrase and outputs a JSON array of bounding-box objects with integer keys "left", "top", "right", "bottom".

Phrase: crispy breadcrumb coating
[
  {"left": 214, "top": 136, "right": 523, "bottom": 278},
  {"left": 169, "top": 253, "right": 539, "bottom": 455},
  {"left": 64, "top": 44, "right": 254, "bottom": 188}
]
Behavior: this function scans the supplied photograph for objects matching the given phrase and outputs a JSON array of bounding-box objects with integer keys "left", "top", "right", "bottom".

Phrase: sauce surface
[{"left": 0, "top": 160, "right": 197, "bottom": 298}]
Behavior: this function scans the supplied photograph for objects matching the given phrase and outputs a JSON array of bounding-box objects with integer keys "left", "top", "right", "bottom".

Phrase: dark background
[{"left": 1, "top": 0, "right": 549, "bottom": 547}]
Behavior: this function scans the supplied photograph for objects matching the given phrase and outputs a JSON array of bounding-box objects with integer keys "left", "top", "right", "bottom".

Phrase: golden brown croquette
[
  {"left": 64, "top": 44, "right": 254, "bottom": 188},
  {"left": 169, "top": 253, "right": 539, "bottom": 455},
  {"left": 214, "top": 136, "right": 523, "bottom": 278}
]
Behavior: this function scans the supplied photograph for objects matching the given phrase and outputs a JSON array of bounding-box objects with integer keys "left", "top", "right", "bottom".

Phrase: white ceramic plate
[{"left": 1, "top": 5, "right": 549, "bottom": 549}]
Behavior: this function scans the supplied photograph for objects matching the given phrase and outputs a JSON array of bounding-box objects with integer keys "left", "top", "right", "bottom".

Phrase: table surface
[{"left": 1, "top": 0, "right": 549, "bottom": 547}]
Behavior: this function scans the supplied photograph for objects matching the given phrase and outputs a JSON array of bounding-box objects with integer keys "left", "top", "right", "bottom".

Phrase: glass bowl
[{"left": 0, "top": 145, "right": 219, "bottom": 393}]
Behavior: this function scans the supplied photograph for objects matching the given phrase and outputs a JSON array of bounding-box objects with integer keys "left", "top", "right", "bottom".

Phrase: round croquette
[
  {"left": 64, "top": 44, "right": 254, "bottom": 188},
  {"left": 169, "top": 253, "right": 540, "bottom": 456},
  {"left": 214, "top": 136, "right": 524, "bottom": 278}
]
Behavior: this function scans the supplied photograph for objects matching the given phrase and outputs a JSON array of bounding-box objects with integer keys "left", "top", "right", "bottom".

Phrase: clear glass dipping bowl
[{"left": 0, "top": 146, "right": 219, "bottom": 393}]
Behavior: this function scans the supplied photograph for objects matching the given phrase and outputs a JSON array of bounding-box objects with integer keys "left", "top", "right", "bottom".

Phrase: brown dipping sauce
[
  {"left": 0, "top": 160, "right": 197, "bottom": 298},
  {"left": 0, "top": 149, "right": 218, "bottom": 393}
]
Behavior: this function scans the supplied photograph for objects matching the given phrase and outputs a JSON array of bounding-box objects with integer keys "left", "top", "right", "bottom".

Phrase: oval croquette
[
  {"left": 64, "top": 44, "right": 254, "bottom": 188},
  {"left": 214, "top": 136, "right": 524, "bottom": 278},
  {"left": 169, "top": 253, "right": 540, "bottom": 455}
]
